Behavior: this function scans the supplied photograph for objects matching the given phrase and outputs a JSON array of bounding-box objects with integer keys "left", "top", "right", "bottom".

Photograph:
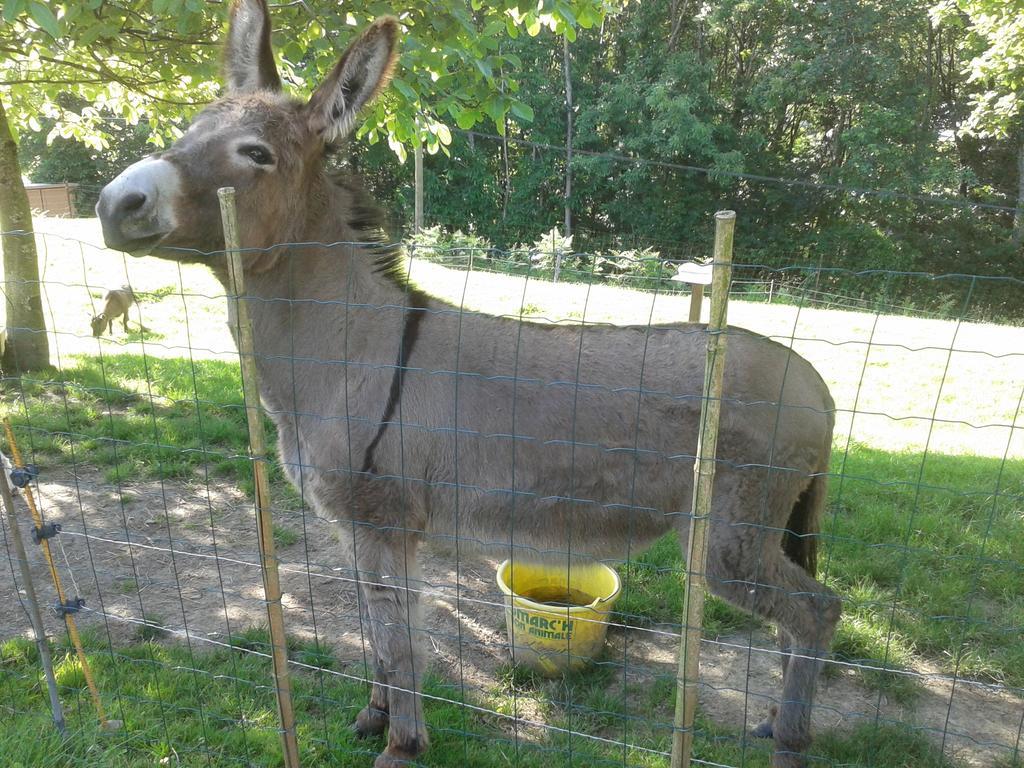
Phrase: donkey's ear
[
  {"left": 306, "top": 17, "right": 399, "bottom": 141},
  {"left": 225, "top": 0, "right": 281, "bottom": 93}
]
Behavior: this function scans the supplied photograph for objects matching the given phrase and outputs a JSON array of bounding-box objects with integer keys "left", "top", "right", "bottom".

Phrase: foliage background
[{"left": 8, "top": 0, "right": 1024, "bottom": 316}]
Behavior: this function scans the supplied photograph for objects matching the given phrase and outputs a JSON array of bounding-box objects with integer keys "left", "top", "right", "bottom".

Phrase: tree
[
  {"left": 419, "top": 0, "right": 1020, "bottom": 310},
  {"left": 933, "top": 0, "right": 1024, "bottom": 242},
  {"left": 0, "top": 0, "right": 611, "bottom": 371},
  {"left": 0, "top": 97, "right": 47, "bottom": 370},
  {"left": 0, "top": 1, "right": 218, "bottom": 372}
]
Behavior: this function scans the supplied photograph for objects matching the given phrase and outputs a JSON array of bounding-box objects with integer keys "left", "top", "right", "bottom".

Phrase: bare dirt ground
[{"left": 2, "top": 467, "right": 1021, "bottom": 766}]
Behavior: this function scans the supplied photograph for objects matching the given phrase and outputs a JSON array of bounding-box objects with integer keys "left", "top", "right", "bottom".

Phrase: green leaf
[
  {"left": 509, "top": 101, "right": 534, "bottom": 122},
  {"left": 28, "top": 1, "right": 59, "bottom": 37},
  {"left": 474, "top": 58, "right": 493, "bottom": 79},
  {"left": 555, "top": 3, "right": 577, "bottom": 27},
  {"left": 2, "top": 0, "right": 25, "bottom": 23},
  {"left": 455, "top": 108, "right": 480, "bottom": 130},
  {"left": 483, "top": 95, "right": 505, "bottom": 126},
  {"left": 391, "top": 78, "right": 417, "bottom": 101}
]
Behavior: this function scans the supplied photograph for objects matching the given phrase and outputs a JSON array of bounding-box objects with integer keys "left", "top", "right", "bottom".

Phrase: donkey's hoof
[
  {"left": 373, "top": 732, "right": 429, "bottom": 767},
  {"left": 374, "top": 753, "right": 412, "bottom": 768},
  {"left": 353, "top": 706, "right": 389, "bottom": 738},
  {"left": 373, "top": 747, "right": 419, "bottom": 768}
]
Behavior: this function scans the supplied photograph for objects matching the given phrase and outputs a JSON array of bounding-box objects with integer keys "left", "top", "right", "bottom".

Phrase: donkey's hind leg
[
  {"left": 353, "top": 524, "right": 430, "bottom": 768},
  {"left": 706, "top": 475, "right": 840, "bottom": 768},
  {"left": 751, "top": 628, "right": 793, "bottom": 739}
]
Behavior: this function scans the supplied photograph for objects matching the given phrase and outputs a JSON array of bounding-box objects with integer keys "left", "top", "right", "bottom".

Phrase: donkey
[
  {"left": 96, "top": 2, "right": 840, "bottom": 765},
  {"left": 90, "top": 286, "right": 136, "bottom": 337}
]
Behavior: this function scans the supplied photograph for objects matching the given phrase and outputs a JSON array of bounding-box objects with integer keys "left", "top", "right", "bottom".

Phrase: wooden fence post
[
  {"left": 217, "top": 187, "right": 301, "bottom": 768},
  {"left": 688, "top": 284, "right": 704, "bottom": 323},
  {"left": 670, "top": 210, "right": 736, "bottom": 768}
]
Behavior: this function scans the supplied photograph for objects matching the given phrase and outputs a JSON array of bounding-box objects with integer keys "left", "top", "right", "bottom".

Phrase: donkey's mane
[
  {"left": 324, "top": 169, "right": 429, "bottom": 479},
  {"left": 326, "top": 170, "right": 418, "bottom": 293}
]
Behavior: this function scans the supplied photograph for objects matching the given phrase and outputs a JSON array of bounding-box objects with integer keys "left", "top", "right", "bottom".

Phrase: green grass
[
  {"left": 1, "top": 634, "right": 961, "bottom": 768},
  {"left": 4, "top": 354, "right": 249, "bottom": 480},
  {"left": 273, "top": 525, "right": 300, "bottom": 548},
  {"left": 1, "top": 353, "right": 311, "bottom": 506},
  {"left": 825, "top": 445, "right": 1024, "bottom": 692}
]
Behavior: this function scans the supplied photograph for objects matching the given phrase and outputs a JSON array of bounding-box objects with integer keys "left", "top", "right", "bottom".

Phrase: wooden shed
[{"left": 24, "top": 182, "right": 79, "bottom": 217}]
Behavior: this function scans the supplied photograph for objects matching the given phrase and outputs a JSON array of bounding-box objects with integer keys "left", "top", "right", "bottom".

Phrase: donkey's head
[
  {"left": 89, "top": 314, "right": 108, "bottom": 337},
  {"left": 97, "top": 0, "right": 398, "bottom": 263}
]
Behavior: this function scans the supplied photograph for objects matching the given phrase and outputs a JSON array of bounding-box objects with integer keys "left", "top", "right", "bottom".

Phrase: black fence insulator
[
  {"left": 32, "top": 522, "right": 61, "bottom": 544},
  {"left": 54, "top": 597, "right": 85, "bottom": 616},
  {"left": 10, "top": 464, "right": 40, "bottom": 488}
]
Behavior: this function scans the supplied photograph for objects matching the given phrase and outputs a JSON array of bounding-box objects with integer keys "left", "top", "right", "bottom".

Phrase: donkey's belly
[{"left": 422, "top": 469, "right": 678, "bottom": 564}]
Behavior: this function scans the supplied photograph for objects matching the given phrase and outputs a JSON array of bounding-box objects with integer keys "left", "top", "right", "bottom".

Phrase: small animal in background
[{"left": 90, "top": 286, "right": 136, "bottom": 337}]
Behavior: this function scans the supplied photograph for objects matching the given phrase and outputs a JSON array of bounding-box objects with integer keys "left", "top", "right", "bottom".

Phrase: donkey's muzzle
[{"left": 97, "top": 157, "right": 181, "bottom": 253}]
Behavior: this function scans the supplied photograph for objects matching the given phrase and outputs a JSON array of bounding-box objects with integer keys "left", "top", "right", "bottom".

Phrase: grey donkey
[
  {"left": 90, "top": 286, "right": 135, "bottom": 337},
  {"left": 95, "top": 2, "right": 841, "bottom": 765}
]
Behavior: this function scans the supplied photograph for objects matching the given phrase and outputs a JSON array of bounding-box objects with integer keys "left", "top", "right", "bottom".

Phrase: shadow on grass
[{"left": 2, "top": 353, "right": 250, "bottom": 485}]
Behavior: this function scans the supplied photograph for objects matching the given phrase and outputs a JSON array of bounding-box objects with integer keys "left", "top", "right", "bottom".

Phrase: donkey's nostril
[{"left": 121, "top": 191, "right": 147, "bottom": 214}]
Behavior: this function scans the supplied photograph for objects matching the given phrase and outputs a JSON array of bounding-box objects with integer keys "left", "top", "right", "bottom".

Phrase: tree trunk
[
  {"left": 499, "top": 66, "right": 511, "bottom": 222},
  {"left": 668, "top": 0, "right": 686, "bottom": 52},
  {"left": 562, "top": 35, "right": 573, "bottom": 240},
  {"left": 501, "top": 126, "right": 510, "bottom": 222},
  {"left": 1014, "top": 137, "right": 1024, "bottom": 247},
  {"left": 413, "top": 141, "right": 423, "bottom": 234},
  {"left": 0, "top": 98, "right": 49, "bottom": 373}
]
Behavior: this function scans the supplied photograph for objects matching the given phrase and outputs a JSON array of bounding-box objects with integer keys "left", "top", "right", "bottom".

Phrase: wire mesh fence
[{"left": 1, "top": 216, "right": 1022, "bottom": 768}]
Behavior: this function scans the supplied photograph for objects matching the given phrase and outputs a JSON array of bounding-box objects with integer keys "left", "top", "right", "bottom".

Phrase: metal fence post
[
  {"left": 671, "top": 210, "right": 736, "bottom": 768},
  {"left": 0, "top": 459, "right": 65, "bottom": 735},
  {"left": 217, "top": 187, "right": 302, "bottom": 768},
  {"left": 2, "top": 419, "right": 117, "bottom": 730}
]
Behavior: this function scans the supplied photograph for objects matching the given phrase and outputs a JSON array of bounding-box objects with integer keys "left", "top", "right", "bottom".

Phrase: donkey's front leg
[
  {"left": 356, "top": 526, "right": 429, "bottom": 768},
  {"left": 353, "top": 581, "right": 391, "bottom": 739}
]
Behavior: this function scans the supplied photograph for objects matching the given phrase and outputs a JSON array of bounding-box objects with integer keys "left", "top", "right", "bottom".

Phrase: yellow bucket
[{"left": 496, "top": 560, "right": 622, "bottom": 677}]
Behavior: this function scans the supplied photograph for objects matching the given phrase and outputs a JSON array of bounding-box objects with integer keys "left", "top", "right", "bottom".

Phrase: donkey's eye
[{"left": 240, "top": 144, "right": 274, "bottom": 166}]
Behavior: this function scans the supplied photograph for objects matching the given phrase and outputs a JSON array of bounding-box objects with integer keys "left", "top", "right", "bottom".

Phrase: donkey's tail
[{"left": 783, "top": 469, "right": 828, "bottom": 577}]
